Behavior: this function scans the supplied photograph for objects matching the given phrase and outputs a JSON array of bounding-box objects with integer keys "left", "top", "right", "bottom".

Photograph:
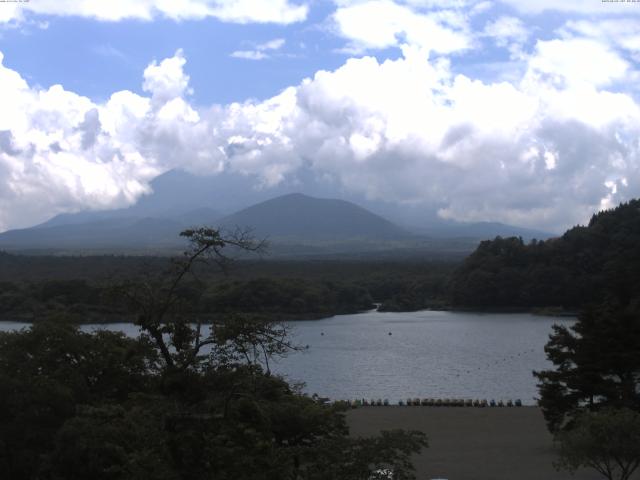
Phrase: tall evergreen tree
[{"left": 535, "top": 302, "right": 640, "bottom": 432}]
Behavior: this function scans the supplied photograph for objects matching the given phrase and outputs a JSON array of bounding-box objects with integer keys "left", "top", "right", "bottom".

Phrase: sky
[{"left": 0, "top": 0, "right": 639, "bottom": 233}]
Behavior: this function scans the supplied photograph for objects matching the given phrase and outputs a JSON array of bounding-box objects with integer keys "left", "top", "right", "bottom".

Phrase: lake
[{"left": 0, "top": 310, "right": 571, "bottom": 405}]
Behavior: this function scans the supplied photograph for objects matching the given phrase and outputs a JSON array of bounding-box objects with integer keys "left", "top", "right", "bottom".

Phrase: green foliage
[
  {"left": 48, "top": 403, "right": 176, "bottom": 480},
  {"left": 211, "top": 313, "right": 296, "bottom": 374},
  {"left": 202, "top": 277, "right": 374, "bottom": 317},
  {"left": 0, "top": 322, "right": 156, "bottom": 404},
  {"left": 450, "top": 199, "right": 640, "bottom": 309},
  {"left": 0, "top": 323, "right": 157, "bottom": 479},
  {"left": 535, "top": 302, "right": 640, "bottom": 432},
  {"left": 37, "top": 279, "right": 102, "bottom": 305},
  {"left": 554, "top": 408, "right": 640, "bottom": 480},
  {"left": 0, "top": 321, "right": 427, "bottom": 480},
  {"left": 0, "top": 258, "right": 456, "bottom": 322},
  {"left": 0, "top": 227, "right": 428, "bottom": 479}
]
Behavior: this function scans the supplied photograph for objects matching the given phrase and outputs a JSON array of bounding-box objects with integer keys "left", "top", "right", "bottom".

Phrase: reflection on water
[
  {"left": 0, "top": 310, "right": 572, "bottom": 405},
  {"left": 273, "top": 310, "right": 572, "bottom": 405}
]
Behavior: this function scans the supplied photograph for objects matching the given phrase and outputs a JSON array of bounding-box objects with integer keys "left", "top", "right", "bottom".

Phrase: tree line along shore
[{"left": 2, "top": 199, "right": 639, "bottom": 323}]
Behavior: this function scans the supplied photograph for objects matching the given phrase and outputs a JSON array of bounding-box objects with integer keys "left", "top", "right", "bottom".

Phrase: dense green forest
[
  {"left": 0, "top": 255, "right": 455, "bottom": 322},
  {"left": 449, "top": 199, "right": 640, "bottom": 310},
  {"left": 0, "top": 277, "right": 376, "bottom": 323},
  {"left": 2, "top": 199, "right": 640, "bottom": 321}
]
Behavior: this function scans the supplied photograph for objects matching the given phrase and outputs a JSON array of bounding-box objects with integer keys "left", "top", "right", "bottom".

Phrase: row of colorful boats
[{"left": 335, "top": 398, "right": 524, "bottom": 407}]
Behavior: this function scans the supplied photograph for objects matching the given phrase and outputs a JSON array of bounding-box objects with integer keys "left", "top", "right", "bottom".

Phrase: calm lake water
[{"left": 0, "top": 310, "right": 572, "bottom": 405}]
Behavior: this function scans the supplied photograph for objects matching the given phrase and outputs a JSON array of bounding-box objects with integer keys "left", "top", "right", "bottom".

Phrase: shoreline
[
  {"left": 0, "top": 304, "right": 578, "bottom": 325},
  {"left": 380, "top": 305, "right": 578, "bottom": 317}
]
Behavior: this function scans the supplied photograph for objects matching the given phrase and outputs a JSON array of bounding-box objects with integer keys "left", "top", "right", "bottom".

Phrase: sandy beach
[{"left": 346, "top": 406, "right": 624, "bottom": 480}]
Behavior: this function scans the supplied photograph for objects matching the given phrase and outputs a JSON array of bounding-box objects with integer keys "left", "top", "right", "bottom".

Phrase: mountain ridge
[
  {"left": 0, "top": 189, "right": 554, "bottom": 254},
  {"left": 217, "top": 193, "right": 410, "bottom": 240}
]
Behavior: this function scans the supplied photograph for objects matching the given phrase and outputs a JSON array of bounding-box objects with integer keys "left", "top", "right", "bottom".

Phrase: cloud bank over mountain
[{"left": 0, "top": 1, "right": 639, "bottom": 233}]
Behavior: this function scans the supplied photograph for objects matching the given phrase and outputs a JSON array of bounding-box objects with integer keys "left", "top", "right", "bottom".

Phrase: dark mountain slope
[
  {"left": 35, "top": 206, "right": 220, "bottom": 231},
  {"left": 0, "top": 193, "right": 411, "bottom": 253},
  {"left": 0, "top": 217, "right": 188, "bottom": 250},
  {"left": 0, "top": 200, "right": 221, "bottom": 251},
  {"left": 19, "top": 168, "right": 553, "bottom": 244},
  {"left": 218, "top": 193, "right": 410, "bottom": 240}
]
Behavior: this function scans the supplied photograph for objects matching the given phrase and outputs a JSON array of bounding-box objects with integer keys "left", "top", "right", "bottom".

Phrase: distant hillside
[
  {"left": 121, "top": 170, "right": 555, "bottom": 240},
  {"left": 218, "top": 193, "right": 409, "bottom": 240},
  {"left": 0, "top": 193, "right": 416, "bottom": 254},
  {"left": 449, "top": 199, "right": 640, "bottom": 309},
  {"left": 34, "top": 206, "right": 221, "bottom": 230},
  {"left": 0, "top": 218, "right": 185, "bottom": 250},
  {"left": 0, "top": 183, "right": 552, "bottom": 256},
  {"left": 0, "top": 207, "right": 221, "bottom": 252},
  {"left": 414, "top": 220, "right": 553, "bottom": 241}
]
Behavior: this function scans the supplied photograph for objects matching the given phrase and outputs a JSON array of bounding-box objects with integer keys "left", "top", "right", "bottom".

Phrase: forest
[
  {"left": 449, "top": 199, "right": 640, "bottom": 311},
  {"left": 1, "top": 202, "right": 640, "bottom": 479},
  {"left": 0, "top": 255, "right": 455, "bottom": 323},
  {"left": 2, "top": 199, "right": 640, "bottom": 321},
  {"left": 0, "top": 229, "right": 428, "bottom": 479}
]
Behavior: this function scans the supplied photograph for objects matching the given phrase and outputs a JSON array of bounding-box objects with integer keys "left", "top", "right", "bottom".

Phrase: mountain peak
[
  {"left": 218, "top": 193, "right": 408, "bottom": 240},
  {"left": 278, "top": 192, "right": 311, "bottom": 199}
]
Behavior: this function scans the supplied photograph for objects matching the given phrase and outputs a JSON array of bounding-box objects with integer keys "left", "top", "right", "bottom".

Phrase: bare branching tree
[
  {"left": 212, "top": 314, "right": 299, "bottom": 375},
  {"left": 115, "top": 227, "right": 273, "bottom": 372}
]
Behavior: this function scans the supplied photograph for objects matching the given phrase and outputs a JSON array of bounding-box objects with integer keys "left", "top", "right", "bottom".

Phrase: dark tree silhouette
[
  {"left": 554, "top": 408, "right": 640, "bottom": 480},
  {"left": 116, "top": 227, "right": 269, "bottom": 372},
  {"left": 535, "top": 303, "right": 640, "bottom": 432},
  {"left": 0, "top": 227, "right": 429, "bottom": 479}
]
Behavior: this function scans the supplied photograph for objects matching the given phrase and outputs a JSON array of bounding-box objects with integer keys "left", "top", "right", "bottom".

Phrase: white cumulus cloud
[
  {"left": 483, "top": 16, "right": 529, "bottom": 58},
  {"left": 497, "top": 0, "right": 640, "bottom": 15},
  {"left": 231, "top": 38, "right": 286, "bottom": 60},
  {"left": 332, "top": 0, "right": 471, "bottom": 54},
  {"left": 524, "top": 38, "right": 629, "bottom": 89},
  {"left": 559, "top": 19, "right": 640, "bottom": 60},
  {"left": 0, "top": 50, "right": 208, "bottom": 231},
  {"left": 1, "top": 31, "right": 640, "bottom": 233},
  {"left": 0, "top": 0, "right": 309, "bottom": 24}
]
